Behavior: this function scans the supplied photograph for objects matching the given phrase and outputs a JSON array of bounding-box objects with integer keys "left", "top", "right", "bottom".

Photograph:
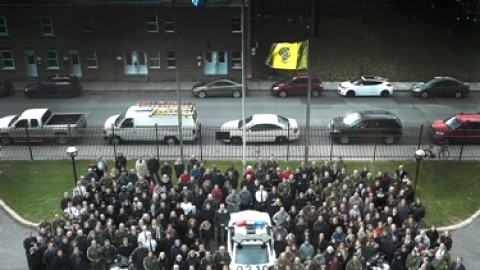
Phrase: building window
[
  {"left": 41, "top": 16, "right": 55, "bottom": 37},
  {"left": 231, "top": 17, "right": 241, "bottom": 33},
  {"left": 149, "top": 51, "right": 160, "bottom": 69},
  {"left": 164, "top": 16, "right": 175, "bottom": 33},
  {"left": 146, "top": 15, "right": 159, "bottom": 33},
  {"left": 82, "top": 15, "right": 94, "bottom": 32},
  {"left": 231, "top": 51, "right": 242, "bottom": 69},
  {"left": 0, "top": 16, "right": 8, "bottom": 36},
  {"left": 85, "top": 51, "right": 97, "bottom": 69},
  {"left": 0, "top": 50, "right": 15, "bottom": 70},
  {"left": 166, "top": 51, "right": 176, "bottom": 69},
  {"left": 45, "top": 49, "right": 59, "bottom": 69}
]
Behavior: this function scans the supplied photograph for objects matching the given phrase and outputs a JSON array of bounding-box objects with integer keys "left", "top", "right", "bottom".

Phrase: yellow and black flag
[{"left": 265, "top": 41, "right": 308, "bottom": 70}]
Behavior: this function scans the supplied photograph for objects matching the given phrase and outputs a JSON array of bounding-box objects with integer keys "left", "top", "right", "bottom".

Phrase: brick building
[{"left": 0, "top": 0, "right": 250, "bottom": 82}]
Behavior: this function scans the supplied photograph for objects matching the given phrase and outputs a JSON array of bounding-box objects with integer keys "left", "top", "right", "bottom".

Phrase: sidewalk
[{"left": 11, "top": 80, "right": 480, "bottom": 92}]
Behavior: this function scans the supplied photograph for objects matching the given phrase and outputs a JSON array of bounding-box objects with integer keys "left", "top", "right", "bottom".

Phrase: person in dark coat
[
  {"left": 130, "top": 242, "right": 148, "bottom": 270},
  {"left": 147, "top": 155, "right": 160, "bottom": 183},
  {"left": 69, "top": 247, "right": 87, "bottom": 270},
  {"left": 52, "top": 249, "right": 69, "bottom": 270},
  {"left": 174, "top": 158, "right": 185, "bottom": 180},
  {"left": 115, "top": 152, "right": 128, "bottom": 171},
  {"left": 27, "top": 246, "right": 44, "bottom": 270},
  {"left": 43, "top": 242, "right": 57, "bottom": 270}
]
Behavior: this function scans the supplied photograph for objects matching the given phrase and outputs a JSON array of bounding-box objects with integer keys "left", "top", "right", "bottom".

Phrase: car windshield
[
  {"left": 8, "top": 115, "right": 19, "bottom": 126},
  {"left": 114, "top": 112, "right": 126, "bottom": 127},
  {"left": 235, "top": 245, "right": 269, "bottom": 264},
  {"left": 350, "top": 78, "right": 362, "bottom": 85},
  {"left": 444, "top": 116, "right": 462, "bottom": 130},
  {"left": 343, "top": 112, "right": 362, "bottom": 127},
  {"left": 277, "top": 115, "right": 289, "bottom": 128},
  {"left": 238, "top": 116, "right": 253, "bottom": 128}
]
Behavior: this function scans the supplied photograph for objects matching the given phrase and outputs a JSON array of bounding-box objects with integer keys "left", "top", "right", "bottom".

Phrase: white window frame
[
  {"left": 0, "top": 16, "right": 8, "bottom": 36},
  {"left": 148, "top": 50, "right": 160, "bottom": 69},
  {"left": 82, "top": 15, "right": 94, "bottom": 32},
  {"left": 85, "top": 51, "right": 98, "bottom": 69},
  {"left": 231, "top": 17, "right": 242, "bottom": 33},
  {"left": 166, "top": 51, "right": 176, "bottom": 69},
  {"left": 41, "top": 16, "right": 55, "bottom": 37},
  {"left": 0, "top": 50, "right": 15, "bottom": 70},
  {"left": 146, "top": 15, "right": 159, "bottom": 33},
  {"left": 231, "top": 51, "right": 242, "bottom": 69},
  {"left": 164, "top": 15, "right": 175, "bottom": 33},
  {"left": 45, "top": 49, "right": 59, "bottom": 70}
]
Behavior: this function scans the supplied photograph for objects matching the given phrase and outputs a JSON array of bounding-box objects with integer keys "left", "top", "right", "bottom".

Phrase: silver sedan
[{"left": 192, "top": 79, "right": 246, "bottom": 98}]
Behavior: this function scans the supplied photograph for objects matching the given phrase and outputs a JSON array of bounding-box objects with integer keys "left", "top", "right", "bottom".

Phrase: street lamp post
[
  {"left": 66, "top": 146, "right": 78, "bottom": 186},
  {"left": 414, "top": 149, "right": 426, "bottom": 199}
]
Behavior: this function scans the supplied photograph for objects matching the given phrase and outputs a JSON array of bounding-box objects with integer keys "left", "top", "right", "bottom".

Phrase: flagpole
[
  {"left": 304, "top": 0, "right": 315, "bottom": 164},
  {"left": 241, "top": 0, "right": 247, "bottom": 171}
]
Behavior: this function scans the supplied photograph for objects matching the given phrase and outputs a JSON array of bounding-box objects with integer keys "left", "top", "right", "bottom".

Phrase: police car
[{"left": 227, "top": 210, "right": 276, "bottom": 270}]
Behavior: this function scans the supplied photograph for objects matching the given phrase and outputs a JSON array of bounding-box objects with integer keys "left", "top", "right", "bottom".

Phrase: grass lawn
[{"left": 0, "top": 159, "right": 479, "bottom": 227}]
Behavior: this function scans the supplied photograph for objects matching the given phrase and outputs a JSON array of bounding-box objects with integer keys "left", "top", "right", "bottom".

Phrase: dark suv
[
  {"left": 329, "top": 110, "right": 403, "bottom": 144},
  {"left": 24, "top": 75, "right": 82, "bottom": 98},
  {"left": 271, "top": 73, "right": 323, "bottom": 98}
]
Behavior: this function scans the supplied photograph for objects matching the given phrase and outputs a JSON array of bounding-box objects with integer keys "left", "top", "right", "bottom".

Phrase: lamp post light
[
  {"left": 414, "top": 149, "right": 426, "bottom": 199},
  {"left": 66, "top": 146, "right": 78, "bottom": 186}
]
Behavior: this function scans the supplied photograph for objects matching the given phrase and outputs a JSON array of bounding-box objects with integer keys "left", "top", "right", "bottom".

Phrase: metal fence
[{"left": 1, "top": 125, "right": 479, "bottom": 161}]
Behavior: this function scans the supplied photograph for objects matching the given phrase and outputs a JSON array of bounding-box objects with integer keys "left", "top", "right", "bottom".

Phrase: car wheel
[
  {"left": 380, "top": 90, "right": 390, "bottom": 97},
  {"left": 109, "top": 136, "right": 122, "bottom": 145},
  {"left": 421, "top": 91, "right": 429, "bottom": 98},
  {"left": 26, "top": 91, "right": 37, "bottom": 98},
  {"left": 231, "top": 137, "right": 242, "bottom": 144},
  {"left": 384, "top": 136, "right": 395, "bottom": 145},
  {"left": 311, "top": 89, "right": 320, "bottom": 97},
  {"left": 165, "top": 137, "right": 178, "bottom": 145},
  {"left": 346, "top": 91, "right": 355, "bottom": 97},
  {"left": 279, "top": 91, "right": 288, "bottom": 98},
  {"left": 0, "top": 136, "right": 12, "bottom": 145},
  {"left": 339, "top": 136, "right": 350, "bottom": 144},
  {"left": 275, "top": 136, "right": 288, "bottom": 144},
  {"left": 232, "top": 90, "right": 241, "bottom": 98},
  {"left": 197, "top": 91, "right": 207, "bottom": 98},
  {"left": 57, "top": 136, "right": 70, "bottom": 145},
  {"left": 454, "top": 91, "right": 463, "bottom": 98}
]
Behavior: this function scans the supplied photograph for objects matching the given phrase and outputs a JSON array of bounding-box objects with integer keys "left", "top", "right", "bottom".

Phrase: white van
[{"left": 103, "top": 101, "right": 200, "bottom": 145}]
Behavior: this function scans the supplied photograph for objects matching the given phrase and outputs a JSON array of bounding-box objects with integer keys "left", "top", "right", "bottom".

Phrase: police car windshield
[{"left": 235, "top": 245, "right": 269, "bottom": 264}]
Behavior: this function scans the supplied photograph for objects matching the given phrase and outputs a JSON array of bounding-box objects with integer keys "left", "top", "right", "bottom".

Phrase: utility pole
[{"left": 304, "top": 0, "right": 315, "bottom": 163}]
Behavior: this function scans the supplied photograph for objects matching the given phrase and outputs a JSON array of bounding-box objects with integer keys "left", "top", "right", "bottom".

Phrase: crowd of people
[{"left": 22, "top": 153, "right": 467, "bottom": 270}]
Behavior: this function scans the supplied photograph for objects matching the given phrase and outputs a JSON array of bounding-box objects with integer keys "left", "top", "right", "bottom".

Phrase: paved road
[{"left": 0, "top": 206, "right": 30, "bottom": 270}]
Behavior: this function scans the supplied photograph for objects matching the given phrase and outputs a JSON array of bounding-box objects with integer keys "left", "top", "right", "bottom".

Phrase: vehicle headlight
[
  {"left": 273, "top": 86, "right": 279, "bottom": 91},
  {"left": 412, "top": 87, "right": 421, "bottom": 92},
  {"left": 434, "top": 131, "right": 444, "bottom": 135}
]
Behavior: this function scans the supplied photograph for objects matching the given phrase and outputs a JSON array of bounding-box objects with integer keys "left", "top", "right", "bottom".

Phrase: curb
[
  {"left": 0, "top": 197, "right": 478, "bottom": 232},
  {"left": 0, "top": 199, "right": 37, "bottom": 229}
]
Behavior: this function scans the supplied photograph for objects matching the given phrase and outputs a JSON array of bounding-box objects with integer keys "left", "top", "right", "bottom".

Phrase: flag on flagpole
[{"left": 265, "top": 41, "right": 308, "bottom": 70}]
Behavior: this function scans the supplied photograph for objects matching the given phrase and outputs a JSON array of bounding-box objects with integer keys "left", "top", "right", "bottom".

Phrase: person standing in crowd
[
  {"left": 86, "top": 240, "right": 102, "bottom": 270},
  {"left": 214, "top": 204, "right": 230, "bottom": 245},
  {"left": 135, "top": 156, "right": 147, "bottom": 177},
  {"left": 143, "top": 250, "right": 157, "bottom": 270},
  {"left": 214, "top": 246, "right": 231, "bottom": 270},
  {"left": 115, "top": 152, "right": 128, "bottom": 172},
  {"left": 450, "top": 256, "right": 466, "bottom": 270},
  {"left": 146, "top": 155, "right": 160, "bottom": 184},
  {"left": 130, "top": 242, "right": 148, "bottom": 270}
]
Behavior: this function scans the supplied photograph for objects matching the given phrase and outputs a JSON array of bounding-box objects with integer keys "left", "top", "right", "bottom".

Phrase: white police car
[{"left": 227, "top": 210, "right": 276, "bottom": 270}]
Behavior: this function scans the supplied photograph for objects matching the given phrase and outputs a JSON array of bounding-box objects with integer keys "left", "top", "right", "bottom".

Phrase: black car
[
  {"left": 329, "top": 110, "right": 403, "bottom": 144},
  {"left": 24, "top": 75, "right": 82, "bottom": 98},
  {"left": 411, "top": 77, "right": 469, "bottom": 98},
  {"left": 0, "top": 79, "right": 14, "bottom": 97}
]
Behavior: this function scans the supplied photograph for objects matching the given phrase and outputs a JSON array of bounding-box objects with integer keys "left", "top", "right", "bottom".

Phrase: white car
[
  {"left": 338, "top": 76, "right": 393, "bottom": 97},
  {"left": 227, "top": 210, "right": 276, "bottom": 270},
  {"left": 220, "top": 114, "right": 300, "bottom": 144}
]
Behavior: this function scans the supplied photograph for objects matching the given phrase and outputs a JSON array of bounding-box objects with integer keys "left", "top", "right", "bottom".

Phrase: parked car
[
  {"left": 270, "top": 73, "right": 323, "bottom": 98},
  {"left": 24, "top": 75, "right": 82, "bottom": 98},
  {"left": 329, "top": 110, "right": 403, "bottom": 144},
  {"left": 0, "top": 79, "right": 14, "bottom": 97},
  {"left": 220, "top": 114, "right": 299, "bottom": 144},
  {"left": 192, "top": 78, "right": 245, "bottom": 98},
  {"left": 411, "top": 77, "right": 469, "bottom": 98},
  {"left": 0, "top": 108, "right": 87, "bottom": 145},
  {"left": 430, "top": 113, "right": 480, "bottom": 144},
  {"left": 338, "top": 76, "right": 393, "bottom": 97}
]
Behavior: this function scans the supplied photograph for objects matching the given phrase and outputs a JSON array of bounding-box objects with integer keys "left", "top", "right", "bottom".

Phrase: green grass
[{"left": 1, "top": 159, "right": 479, "bottom": 227}]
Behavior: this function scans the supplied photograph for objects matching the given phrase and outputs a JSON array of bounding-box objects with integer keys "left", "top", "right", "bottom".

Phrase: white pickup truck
[{"left": 0, "top": 108, "right": 87, "bottom": 145}]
